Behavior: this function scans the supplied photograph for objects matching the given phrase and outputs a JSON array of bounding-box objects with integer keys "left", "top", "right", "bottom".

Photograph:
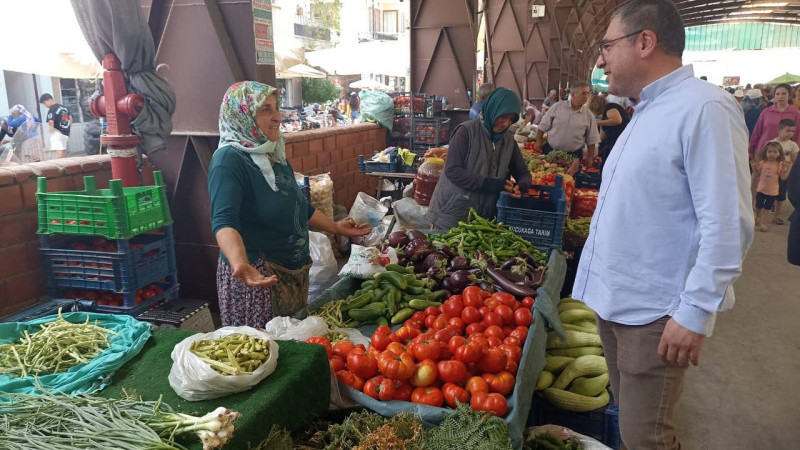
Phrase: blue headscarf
[{"left": 481, "top": 88, "right": 521, "bottom": 142}]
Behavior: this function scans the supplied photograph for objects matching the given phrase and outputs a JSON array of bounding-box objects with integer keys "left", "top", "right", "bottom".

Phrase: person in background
[
  {"left": 7, "top": 105, "right": 44, "bottom": 162},
  {"left": 773, "top": 119, "right": 799, "bottom": 225},
  {"left": 427, "top": 88, "right": 532, "bottom": 229},
  {"left": 469, "top": 83, "right": 495, "bottom": 120},
  {"left": 792, "top": 87, "right": 800, "bottom": 111},
  {"left": 733, "top": 89, "right": 744, "bottom": 106},
  {"left": 574, "top": 1, "right": 753, "bottom": 448},
  {"left": 587, "top": 94, "right": 630, "bottom": 164},
  {"left": 349, "top": 92, "right": 360, "bottom": 120},
  {"left": 743, "top": 90, "right": 763, "bottom": 136},
  {"left": 535, "top": 81, "right": 599, "bottom": 168},
  {"left": 753, "top": 141, "right": 790, "bottom": 232},
  {"left": 787, "top": 152, "right": 800, "bottom": 265},
  {"left": 39, "top": 93, "right": 72, "bottom": 159},
  {"left": 542, "top": 89, "right": 559, "bottom": 111},
  {"left": 208, "top": 81, "right": 369, "bottom": 328}
]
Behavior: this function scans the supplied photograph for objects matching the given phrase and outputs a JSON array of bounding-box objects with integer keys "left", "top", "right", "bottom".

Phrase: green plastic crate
[{"left": 37, "top": 171, "right": 173, "bottom": 239}]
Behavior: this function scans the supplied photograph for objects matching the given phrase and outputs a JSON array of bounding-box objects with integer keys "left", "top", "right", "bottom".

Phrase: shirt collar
[{"left": 638, "top": 65, "right": 694, "bottom": 108}]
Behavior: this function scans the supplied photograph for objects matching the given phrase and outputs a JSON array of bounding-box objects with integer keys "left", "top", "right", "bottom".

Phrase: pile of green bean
[
  {"left": 190, "top": 334, "right": 270, "bottom": 376},
  {"left": 0, "top": 311, "right": 115, "bottom": 378}
]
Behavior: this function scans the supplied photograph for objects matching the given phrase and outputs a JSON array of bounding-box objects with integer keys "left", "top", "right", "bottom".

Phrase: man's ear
[{"left": 639, "top": 30, "right": 659, "bottom": 59}]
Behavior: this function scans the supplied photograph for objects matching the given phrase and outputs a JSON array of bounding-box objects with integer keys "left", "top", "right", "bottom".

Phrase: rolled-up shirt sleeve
[
  {"left": 674, "top": 100, "right": 754, "bottom": 335},
  {"left": 537, "top": 104, "right": 556, "bottom": 133}
]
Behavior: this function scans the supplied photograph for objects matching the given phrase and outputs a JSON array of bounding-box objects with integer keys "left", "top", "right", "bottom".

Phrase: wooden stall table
[
  {"left": 100, "top": 328, "right": 331, "bottom": 449},
  {"left": 364, "top": 171, "right": 416, "bottom": 199}
]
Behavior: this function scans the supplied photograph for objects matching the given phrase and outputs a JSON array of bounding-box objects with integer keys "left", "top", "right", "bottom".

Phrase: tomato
[
  {"left": 404, "top": 319, "right": 425, "bottom": 329},
  {"left": 494, "top": 304, "right": 514, "bottom": 326},
  {"left": 467, "top": 334, "right": 490, "bottom": 353},
  {"left": 483, "top": 371, "right": 516, "bottom": 396},
  {"left": 424, "top": 306, "right": 440, "bottom": 317},
  {"left": 465, "top": 322, "right": 485, "bottom": 335},
  {"left": 470, "top": 391, "right": 508, "bottom": 417},
  {"left": 478, "top": 306, "right": 490, "bottom": 318},
  {"left": 347, "top": 347, "right": 379, "bottom": 379},
  {"left": 385, "top": 342, "right": 409, "bottom": 356},
  {"left": 442, "top": 382, "right": 470, "bottom": 408},
  {"left": 410, "top": 337, "right": 441, "bottom": 362},
  {"left": 364, "top": 375, "right": 396, "bottom": 401},
  {"left": 447, "top": 317, "right": 465, "bottom": 332},
  {"left": 432, "top": 314, "right": 449, "bottom": 330},
  {"left": 462, "top": 286, "right": 484, "bottom": 307},
  {"left": 492, "top": 292, "right": 515, "bottom": 306},
  {"left": 479, "top": 289, "right": 492, "bottom": 299},
  {"left": 503, "top": 336, "right": 522, "bottom": 347},
  {"left": 484, "top": 297, "right": 500, "bottom": 310},
  {"left": 487, "top": 336, "right": 503, "bottom": 347},
  {"left": 434, "top": 326, "right": 461, "bottom": 344},
  {"left": 306, "top": 337, "right": 333, "bottom": 358},
  {"left": 395, "top": 326, "right": 421, "bottom": 342},
  {"left": 450, "top": 336, "right": 483, "bottom": 364},
  {"left": 439, "top": 341, "right": 453, "bottom": 361},
  {"left": 367, "top": 346, "right": 382, "bottom": 358},
  {"left": 461, "top": 306, "right": 481, "bottom": 324},
  {"left": 336, "top": 370, "right": 365, "bottom": 390},
  {"left": 329, "top": 355, "right": 345, "bottom": 373},
  {"left": 393, "top": 381, "right": 414, "bottom": 401},
  {"left": 465, "top": 376, "right": 489, "bottom": 394},
  {"left": 332, "top": 341, "right": 356, "bottom": 360},
  {"left": 377, "top": 350, "right": 415, "bottom": 381},
  {"left": 484, "top": 325, "right": 504, "bottom": 339},
  {"left": 509, "top": 300, "right": 520, "bottom": 311},
  {"left": 412, "top": 311, "right": 426, "bottom": 322},
  {"left": 514, "top": 308, "right": 533, "bottom": 327},
  {"left": 442, "top": 296, "right": 464, "bottom": 318},
  {"left": 411, "top": 386, "right": 444, "bottom": 407},
  {"left": 477, "top": 348, "right": 508, "bottom": 373},
  {"left": 371, "top": 327, "right": 393, "bottom": 351},
  {"left": 424, "top": 314, "right": 437, "bottom": 329},
  {"left": 483, "top": 311, "right": 503, "bottom": 327},
  {"left": 505, "top": 359, "right": 519, "bottom": 376},
  {"left": 437, "top": 359, "right": 468, "bottom": 384},
  {"left": 510, "top": 326, "right": 528, "bottom": 342},
  {"left": 498, "top": 343, "right": 523, "bottom": 364},
  {"left": 502, "top": 326, "right": 515, "bottom": 337},
  {"left": 521, "top": 296, "right": 535, "bottom": 309},
  {"left": 410, "top": 359, "right": 438, "bottom": 387}
]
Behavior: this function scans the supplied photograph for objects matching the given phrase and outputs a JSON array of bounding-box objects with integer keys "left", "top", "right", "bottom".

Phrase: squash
[
  {"left": 552, "top": 355, "right": 608, "bottom": 390},
  {"left": 557, "top": 302, "right": 594, "bottom": 314},
  {"left": 546, "top": 330, "right": 602, "bottom": 349},
  {"left": 559, "top": 309, "right": 596, "bottom": 324},
  {"left": 547, "top": 346, "right": 604, "bottom": 357},
  {"left": 543, "top": 388, "right": 610, "bottom": 412},
  {"left": 544, "top": 355, "right": 575, "bottom": 373},
  {"left": 569, "top": 373, "right": 610, "bottom": 397},
  {"left": 535, "top": 370, "right": 554, "bottom": 390},
  {"left": 562, "top": 323, "right": 598, "bottom": 334}
]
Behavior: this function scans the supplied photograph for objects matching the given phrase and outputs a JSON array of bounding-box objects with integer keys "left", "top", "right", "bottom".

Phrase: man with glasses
[
  {"left": 534, "top": 81, "right": 599, "bottom": 168},
  {"left": 572, "top": 1, "right": 753, "bottom": 448}
]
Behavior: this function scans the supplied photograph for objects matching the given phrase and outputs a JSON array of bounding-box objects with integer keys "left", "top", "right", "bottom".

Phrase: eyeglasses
[{"left": 598, "top": 30, "right": 643, "bottom": 56}]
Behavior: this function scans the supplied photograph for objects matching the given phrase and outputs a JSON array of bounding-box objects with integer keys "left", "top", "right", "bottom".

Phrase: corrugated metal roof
[{"left": 686, "top": 22, "right": 800, "bottom": 50}]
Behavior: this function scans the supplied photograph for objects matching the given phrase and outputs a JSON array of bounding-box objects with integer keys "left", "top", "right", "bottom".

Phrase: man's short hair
[
  {"left": 549, "top": 89, "right": 558, "bottom": 95},
  {"left": 779, "top": 119, "right": 796, "bottom": 130},
  {"left": 477, "top": 83, "right": 495, "bottom": 101},
  {"left": 611, "top": 0, "right": 685, "bottom": 58},
  {"left": 570, "top": 81, "right": 591, "bottom": 93},
  {"left": 39, "top": 93, "right": 54, "bottom": 103}
]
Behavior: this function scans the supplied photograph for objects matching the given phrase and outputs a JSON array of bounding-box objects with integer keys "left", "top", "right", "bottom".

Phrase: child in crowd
[
  {"left": 754, "top": 141, "right": 791, "bottom": 232},
  {"left": 774, "top": 119, "right": 799, "bottom": 224}
]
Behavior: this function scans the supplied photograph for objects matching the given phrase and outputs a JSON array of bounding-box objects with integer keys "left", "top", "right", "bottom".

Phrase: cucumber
[
  {"left": 428, "top": 290, "right": 448, "bottom": 302},
  {"left": 406, "top": 285, "right": 426, "bottom": 296},
  {"left": 408, "top": 299, "right": 442, "bottom": 310},
  {"left": 348, "top": 304, "right": 387, "bottom": 322},
  {"left": 375, "top": 271, "right": 408, "bottom": 290},
  {"left": 360, "top": 280, "right": 375, "bottom": 290},
  {"left": 385, "top": 264, "right": 414, "bottom": 274},
  {"left": 391, "top": 308, "right": 415, "bottom": 325},
  {"left": 386, "top": 288, "right": 398, "bottom": 316},
  {"left": 341, "top": 292, "right": 373, "bottom": 312},
  {"left": 376, "top": 317, "right": 389, "bottom": 327}
]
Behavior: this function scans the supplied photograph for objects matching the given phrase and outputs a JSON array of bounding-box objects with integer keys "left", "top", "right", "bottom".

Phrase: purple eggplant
[
  {"left": 500, "top": 259, "right": 516, "bottom": 271},
  {"left": 479, "top": 281, "right": 494, "bottom": 292},
  {"left": 442, "top": 277, "right": 452, "bottom": 292},
  {"left": 427, "top": 265, "right": 446, "bottom": 280},
  {"left": 405, "top": 238, "right": 433, "bottom": 262},
  {"left": 407, "top": 230, "right": 427, "bottom": 242},
  {"left": 422, "top": 252, "right": 447, "bottom": 271},
  {"left": 448, "top": 270, "right": 474, "bottom": 293},
  {"left": 387, "top": 231, "right": 410, "bottom": 248},
  {"left": 448, "top": 256, "right": 470, "bottom": 271},
  {"left": 440, "top": 245, "right": 456, "bottom": 259},
  {"left": 486, "top": 266, "right": 538, "bottom": 298}
]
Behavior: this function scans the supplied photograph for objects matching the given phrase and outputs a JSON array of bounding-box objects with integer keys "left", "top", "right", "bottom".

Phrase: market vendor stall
[{"left": 99, "top": 329, "right": 331, "bottom": 449}]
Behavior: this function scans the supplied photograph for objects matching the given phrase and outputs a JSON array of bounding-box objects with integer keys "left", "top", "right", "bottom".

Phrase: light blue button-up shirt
[{"left": 572, "top": 65, "right": 754, "bottom": 336}]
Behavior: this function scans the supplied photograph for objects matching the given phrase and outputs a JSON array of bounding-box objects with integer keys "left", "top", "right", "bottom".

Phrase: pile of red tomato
[
  {"left": 306, "top": 287, "right": 535, "bottom": 417},
  {"left": 61, "top": 283, "right": 164, "bottom": 306}
]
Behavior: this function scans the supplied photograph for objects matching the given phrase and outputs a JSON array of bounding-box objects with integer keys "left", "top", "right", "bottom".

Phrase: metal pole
[
  {"left": 482, "top": 0, "right": 494, "bottom": 85},
  {"left": 31, "top": 73, "right": 46, "bottom": 149}
]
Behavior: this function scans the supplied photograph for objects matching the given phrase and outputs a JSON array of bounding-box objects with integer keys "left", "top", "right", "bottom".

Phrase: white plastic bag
[
  {"left": 338, "top": 245, "right": 384, "bottom": 279},
  {"left": 168, "top": 326, "right": 279, "bottom": 401},
  {"left": 309, "top": 231, "right": 338, "bottom": 301},
  {"left": 350, "top": 222, "right": 388, "bottom": 247},
  {"left": 263, "top": 316, "right": 329, "bottom": 341},
  {"left": 348, "top": 192, "right": 388, "bottom": 227}
]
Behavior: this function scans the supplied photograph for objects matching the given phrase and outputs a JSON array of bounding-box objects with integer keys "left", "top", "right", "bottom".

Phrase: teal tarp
[
  {"left": 301, "top": 248, "right": 567, "bottom": 449},
  {"left": 0, "top": 312, "right": 151, "bottom": 395}
]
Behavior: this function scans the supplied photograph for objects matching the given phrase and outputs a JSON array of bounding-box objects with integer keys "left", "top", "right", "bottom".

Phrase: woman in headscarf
[
  {"left": 7, "top": 105, "right": 44, "bottom": 162},
  {"left": 427, "top": 88, "right": 532, "bottom": 229},
  {"left": 208, "top": 82, "right": 370, "bottom": 328}
]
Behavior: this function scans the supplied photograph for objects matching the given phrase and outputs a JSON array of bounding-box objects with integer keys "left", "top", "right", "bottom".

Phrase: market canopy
[
  {"left": 306, "top": 40, "right": 409, "bottom": 77},
  {"left": 276, "top": 64, "right": 327, "bottom": 79},
  {"left": 766, "top": 72, "right": 800, "bottom": 84},
  {"left": 348, "top": 79, "right": 392, "bottom": 91}
]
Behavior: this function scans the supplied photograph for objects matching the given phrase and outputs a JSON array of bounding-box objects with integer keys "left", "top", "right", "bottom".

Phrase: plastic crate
[
  {"left": 0, "top": 299, "right": 78, "bottom": 323},
  {"left": 40, "top": 226, "right": 175, "bottom": 293},
  {"left": 136, "top": 299, "right": 215, "bottom": 332},
  {"left": 496, "top": 176, "right": 568, "bottom": 248},
  {"left": 60, "top": 275, "right": 180, "bottom": 316},
  {"left": 575, "top": 171, "right": 601, "bottom": 190},
  {"left": 391, "top": 92, "right": 426, "bottom": 114},
  {"left": 413, "top": 117, "right": 450, "bottom": 145},
  {"left": 358, "top": 153, "right": 399, "bottom": 173},
  {"left": 528, "top": 393, "right": 621, "bottom": 449},
  {"left": 37, "top": 171, "right": 173, "bottom": 239}
]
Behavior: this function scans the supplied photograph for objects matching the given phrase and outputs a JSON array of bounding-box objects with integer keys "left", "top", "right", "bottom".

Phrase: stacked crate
[{"left": 36, "top": 171, "right": 178, "bottom": 315}]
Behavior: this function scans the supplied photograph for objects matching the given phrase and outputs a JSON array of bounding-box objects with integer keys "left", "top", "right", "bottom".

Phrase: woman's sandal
[{"left": 773, "top": 218, "right": 785, "bottom": 225}]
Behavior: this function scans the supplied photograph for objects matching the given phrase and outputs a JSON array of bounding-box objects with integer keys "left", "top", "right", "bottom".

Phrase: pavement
[{"left": 675, "top": 212, "right": 800, "bottom": 449}]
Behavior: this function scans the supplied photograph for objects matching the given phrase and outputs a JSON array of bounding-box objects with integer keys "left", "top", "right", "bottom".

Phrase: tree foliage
[{"left": 301, "top": 77, "right": 342, "bottom": 105}]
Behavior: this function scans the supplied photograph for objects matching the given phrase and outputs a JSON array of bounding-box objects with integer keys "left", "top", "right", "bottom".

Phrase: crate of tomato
[
  {"left": 392, "top": 92, "right": 426, "bottom": 114},
  {"left": 570, "top": 189, "right": 599, "bottom": 219},
  {"left": 59, "top": 275, "right": 179, "bottom": 315},
  {"left": 413, "top": 117, "right": 450, "bottom": 145}
]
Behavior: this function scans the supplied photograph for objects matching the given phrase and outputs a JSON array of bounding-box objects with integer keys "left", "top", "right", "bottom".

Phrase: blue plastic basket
[
  {"left": 0, "top": 299, "right": 78, "bottom": 323},
  {"left": 496, "top": 176, "right": 568, "bottom": 249},
  {"left": 575, "top": 171, "right": 601, "bottom": 190},
  {"left": 40, "top": 226, "right": 175, "bottom": 293},
  {"left": 358, "top": 153, "right": 399, "bottom": 173},
  {"left": 57, "top": 274, "right": 180, "bottom": 316},
  {"left": 528, "top": 393, "right": 621, "bottom": 449}
]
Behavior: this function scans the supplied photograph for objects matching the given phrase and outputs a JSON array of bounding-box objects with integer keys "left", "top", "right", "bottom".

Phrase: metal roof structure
[{"left": 677, "top": 1, "right": 800, "bottom": 27}]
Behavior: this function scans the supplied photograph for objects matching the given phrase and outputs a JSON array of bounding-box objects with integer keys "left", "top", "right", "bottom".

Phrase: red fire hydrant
[{"left": 90, "top": 53, "right": 145, "bottom": 187}]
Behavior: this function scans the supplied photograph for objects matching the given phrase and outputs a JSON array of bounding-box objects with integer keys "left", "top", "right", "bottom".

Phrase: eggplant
[
  {"left": 500, "top": 270, "right": 525, "bottom": 283},
  {"left": 407, "top": 230, "right": 427, "bottom": 242},
  {"left": 405, "top": 238, "right": 433, "bottom": 262},
  {"left": 478, "top": 281, "right": 494, "bottom": 293},
  {"left": 422, "top": 252, "right": 447, "bottom": 271},
  {"left": 448, "top": 255, "right": 469, "bottom": 271},
  {"left": 500, "top": 259, "right": 516, "bottom": 271},
  {"left": 442, "top": 277, "right": 452, "bottom": 292},
  {"left": 440, "top": 245, "right": 456, "bottom": 259},
  {"left": 387, "top": 231, "right": 410, "bottom": 248},
  {"left": 427, "top": 265, "right": 446, "bottom": 280},
  {"left": 449, "top": 270, "right": 474, "bottom": 294},
  {"left": 473, "top": 251, "right": 491, "bottom": 264},
  {"left": 486, "top": 266, "right": 538, "bottom": 298}
]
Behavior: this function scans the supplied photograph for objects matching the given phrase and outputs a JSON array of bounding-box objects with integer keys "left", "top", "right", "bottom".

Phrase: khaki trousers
[{"left": 597, "top": 316, "right": 687, "bottom": 450}]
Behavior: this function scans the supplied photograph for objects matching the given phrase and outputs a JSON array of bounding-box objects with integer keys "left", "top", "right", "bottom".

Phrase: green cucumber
[
  {"left": 428, "top": 290, "right": 448, "bottom": 302},
  {"left": 376, "top": 271, "right": 408, "bottom": 290},
  {"left": 341, "top": 292, "right": 373, "bottom": 312},
  {"left": 408, "top": 299, "right": 442, "bottom": 310},
  {"left": 348, "top": 304, "right": 387, "bottom": 322},
  {"left": 390, "top": 308, "right": 415, "bottom": 325},
  {"left": 406, "top": 285, "right": 426, "bottom": 296},
  {"left": 386, "top": 264, "right": 414, "bottom": 274},
  {"left": 360, "top": 280, "right": 375, "bottom": 290},
  {"left": 376, "top": 317, "right": 389, "bottom": 327}
]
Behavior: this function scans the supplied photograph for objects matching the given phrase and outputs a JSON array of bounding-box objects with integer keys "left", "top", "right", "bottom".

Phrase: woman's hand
[
  {"left": 232, "top": 263, "right": 278, "bottom": 288},
  {"left": 335, "top": 218, "right": 371, "bottom": 236}
]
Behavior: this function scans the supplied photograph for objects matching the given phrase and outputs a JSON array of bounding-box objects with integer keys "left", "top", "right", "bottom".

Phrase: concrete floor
[{"left": 675, "top": 214, "right": 800, "bottom": 449}]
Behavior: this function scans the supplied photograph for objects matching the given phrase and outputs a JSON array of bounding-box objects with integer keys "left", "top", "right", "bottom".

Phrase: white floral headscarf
[{"left": 218, "top": 81, "right": 286, "bottom": 191}]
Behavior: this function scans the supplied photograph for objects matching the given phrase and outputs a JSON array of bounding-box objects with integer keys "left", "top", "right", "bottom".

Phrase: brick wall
[
  {"left": 284, "top": 123, "right": 386, "bottom": 207},
  {"left": 0, "top": 156, "right": 112, "bottom": 318}
]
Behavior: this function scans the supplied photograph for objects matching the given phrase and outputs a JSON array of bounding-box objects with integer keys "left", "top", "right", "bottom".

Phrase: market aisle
[{"left": 675, "top": 217, "right": 800, "bottom": 449}]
